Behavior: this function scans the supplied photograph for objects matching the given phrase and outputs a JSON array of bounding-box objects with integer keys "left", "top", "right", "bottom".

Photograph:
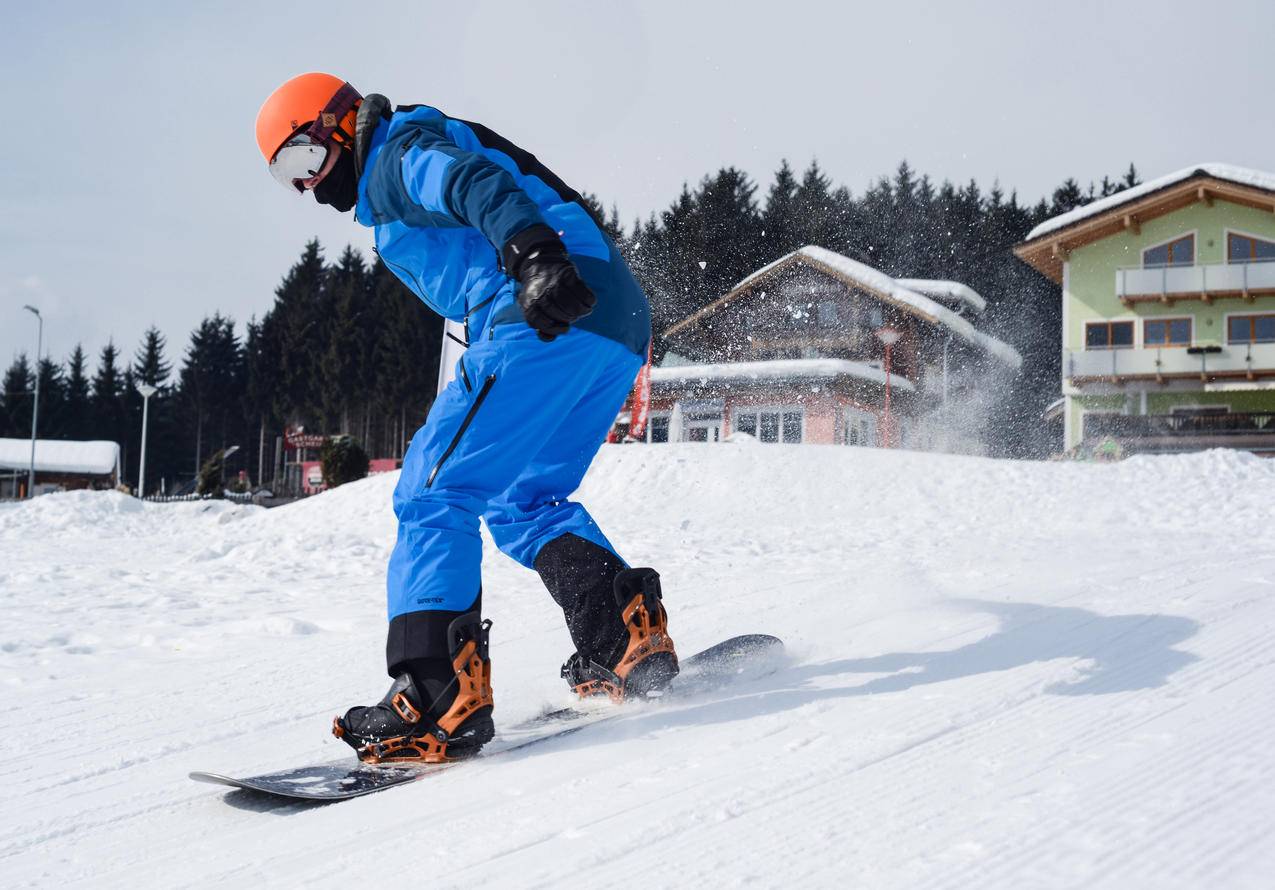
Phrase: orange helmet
[{"left": 255, "top": 72, "right": 362, "bottom": 163}]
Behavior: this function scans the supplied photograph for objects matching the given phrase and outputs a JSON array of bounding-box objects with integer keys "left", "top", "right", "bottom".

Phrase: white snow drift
[{"left": 2, "top": 444, "right": 1274, "bottom": 888}]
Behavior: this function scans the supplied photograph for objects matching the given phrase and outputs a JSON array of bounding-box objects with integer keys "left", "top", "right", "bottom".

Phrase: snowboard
[{"left": 190, "top": 633, "right": 783, "bottom": 802}]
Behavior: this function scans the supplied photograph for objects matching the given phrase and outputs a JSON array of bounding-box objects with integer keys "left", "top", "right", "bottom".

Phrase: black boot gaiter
[{"left": 313, "top": 147, "right": 358, "bottom": 213}]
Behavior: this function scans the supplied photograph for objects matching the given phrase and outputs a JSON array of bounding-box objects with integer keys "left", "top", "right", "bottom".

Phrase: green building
[{"left": 1016, "top": 164, "right": 1275, "bottom": 456}]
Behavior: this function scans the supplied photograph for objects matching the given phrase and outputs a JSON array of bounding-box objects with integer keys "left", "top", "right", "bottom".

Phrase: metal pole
[
  {"left": 139, "top": 393, "right": 151, "bottom": 497},
  {"left": 135, "top": 383, "right": 157, "bottom": 498},
  {"left": 942, "top": 334, "right": 951, "bottom": 407},
  {"left": 884, "top": 341, "right": 893, "bottom": 448},
  {"left": 23, "top": 306, "right": 42, "bottom": 498}
]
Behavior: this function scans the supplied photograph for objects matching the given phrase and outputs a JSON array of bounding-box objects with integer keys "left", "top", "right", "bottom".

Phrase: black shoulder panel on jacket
[{"left": 454, "top": 117, "right": 603, "bottom": 229}]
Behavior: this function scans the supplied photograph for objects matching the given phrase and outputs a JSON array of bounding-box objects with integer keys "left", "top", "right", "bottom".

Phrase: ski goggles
[{"left": 269, "top": 134, "right": 330, "bottom": 193}]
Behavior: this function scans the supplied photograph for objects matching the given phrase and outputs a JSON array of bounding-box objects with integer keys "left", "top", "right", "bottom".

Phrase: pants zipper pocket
[{"left": 427, "top": 374, "right": 497, "bottom": 488}]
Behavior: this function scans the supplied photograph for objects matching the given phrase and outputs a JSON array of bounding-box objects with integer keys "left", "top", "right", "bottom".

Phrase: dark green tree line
[{"left": 1, "top": 247, "right": 442, "bottom": 493}]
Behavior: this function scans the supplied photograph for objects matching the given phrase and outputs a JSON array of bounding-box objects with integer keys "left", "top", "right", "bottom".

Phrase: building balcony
[
  {"left": 1115, "top": 260, "right": 1275, "bottom": 305},
  {"left": 1065, "top": 341, "right": 1275, "bottom": 385},
  {"left": 1083, "top": 411, "right": 1275, "bottom": 454}
]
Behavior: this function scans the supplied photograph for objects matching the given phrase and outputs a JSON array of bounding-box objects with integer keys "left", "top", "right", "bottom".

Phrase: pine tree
[
  {"left": 791, "top": 160, "right": 839, "bottom": 251},
  {"left": 91, "top": 341, "right": 126, "bottom": 451},
  {"left": 180, "top": 314, "right": 243, "bottom": 475},
  {"left": 2, "top": 354, "right": 34, "bottom": 438},
  {"left": 320, "top": 246, "right": 369, "bottom": 434},
  {"left": 133, "top": 327, "right": 172, "bottom": 387},
  {"left": 1050, "top": 178, "right": 1085, "bottom": 216},
  {"left": 369, "top": 258, "right": 443, "bottom": 456},
  {"left": 244, "top": 314, "right": 280, "bottom": 485},
  {"left": 761, "top": 159, "right": 800, "bottom": 257},
  {"left": 272, "top": 240, "right": 327, "bottom": 422},
  {"left": 129, "top": 327, "right": 177, "bottom": 493},
  {"left": 34, "top": 356, "right": 67, "bottom": 440},
  {"left": 64, "top": 346, "right": 92, "bottom": 440}
]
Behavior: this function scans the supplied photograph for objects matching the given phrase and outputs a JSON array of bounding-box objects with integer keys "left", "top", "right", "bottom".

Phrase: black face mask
[{"left": 313, "top": 147, "right": 358, "bottom": 213}]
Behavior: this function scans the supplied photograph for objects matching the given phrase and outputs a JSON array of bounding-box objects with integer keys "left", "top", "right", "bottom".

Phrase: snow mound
[{"left": 3, "top": 446, "right": 1275, "bottom": 888}]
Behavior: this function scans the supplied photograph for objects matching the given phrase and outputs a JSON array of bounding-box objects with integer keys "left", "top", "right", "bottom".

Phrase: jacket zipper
[
  {"left": 463, "top": 288, "right": 502, "bottom": 345},
  {"left": 458, "top": 356, "right": 472, "bottom": 392},
  {"left": 381, "top": 254, "right": 432, "bottom": 304},
  {"left": 427, "top": 374, "right": 497, "bottom": 488}
]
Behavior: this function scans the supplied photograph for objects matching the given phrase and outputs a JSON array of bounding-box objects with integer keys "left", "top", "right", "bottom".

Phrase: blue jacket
[{"left": 354, "top": 104, "right": 649, "bottom": 355}]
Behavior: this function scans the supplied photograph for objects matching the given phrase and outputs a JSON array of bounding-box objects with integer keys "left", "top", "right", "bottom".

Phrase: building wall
[
  {"left": 1069, "top": 389, "right": 1275, "bottom": 445},
  {"left": 1065, "top": 200, "right": 1275, "bottom": 350},
  {"left": 644, "top": 388, "right": 883, "bottom": 446},
  {"left": 1069, "top": 394, "right": 1130, "bottom": 445},
  {"left": 1145, "top": 389, "right": 1275, "bottom": 414},
  {"left": 1063, "top": 198, "right": 1275, "bottom": 450}
]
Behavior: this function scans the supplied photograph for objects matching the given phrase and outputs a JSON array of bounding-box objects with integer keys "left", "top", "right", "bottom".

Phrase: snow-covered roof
[
  {"left": 894, "top": 278, "right": 987, "bottom": 315},
  {"left": 1026, "top": 163, "right": 1275, "bottom": 241},
  {"left": 0, "top": 438, "right": 120, "bottom": 476},
  {"left": 693, "top": 246, "right": 1021, "bottom": 368},
  {"left": 651, "top": 358, "right": 917, "bottom": 393}
]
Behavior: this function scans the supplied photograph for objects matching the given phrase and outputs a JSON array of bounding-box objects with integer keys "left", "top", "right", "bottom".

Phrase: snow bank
[{"left": 3, "top": 446, "right": 1275, "bottom": 888}]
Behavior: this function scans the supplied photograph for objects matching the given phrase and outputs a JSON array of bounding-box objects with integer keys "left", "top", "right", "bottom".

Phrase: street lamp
[
  {"left": 136, "top": 382, "right": 158, "bottom": 498},
  {"left": 22, "top": 305, "right": 42, "bottom": 498},
  {"left": 876, "top": 327, "right": 901, "bottom": 449}
]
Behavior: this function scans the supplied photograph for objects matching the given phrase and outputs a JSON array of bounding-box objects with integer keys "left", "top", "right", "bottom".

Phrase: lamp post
[
  {"left": 875, "top": 327, "right": 901, "bottom": 448},
  {"left": 136, "top": 382, "right": 158, "bottom": 498},
  {"left": 22, "top": 305, "right": 42, "bottom": 498}
]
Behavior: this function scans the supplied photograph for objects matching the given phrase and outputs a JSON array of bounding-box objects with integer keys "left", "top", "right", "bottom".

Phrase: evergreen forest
[{"left": 0, "top": 160, "right": 1138, "bottom": 493}]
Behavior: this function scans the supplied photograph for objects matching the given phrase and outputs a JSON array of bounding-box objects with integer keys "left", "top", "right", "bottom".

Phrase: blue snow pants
[{"left": 384, "top": 324, "right": 642, "bottom": 669}]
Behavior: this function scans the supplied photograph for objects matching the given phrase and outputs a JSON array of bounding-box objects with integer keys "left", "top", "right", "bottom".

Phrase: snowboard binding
[
  {"left": 562, "top": 567, "right": 679, "bottom": 703},
  {"left": 333, "top": 614, "right": 495, "bottom": 764}
]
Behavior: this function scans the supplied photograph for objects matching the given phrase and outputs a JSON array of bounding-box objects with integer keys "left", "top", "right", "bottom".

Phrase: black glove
[{"left": 503, "top": 225, "right": 596, "bottom": 342}]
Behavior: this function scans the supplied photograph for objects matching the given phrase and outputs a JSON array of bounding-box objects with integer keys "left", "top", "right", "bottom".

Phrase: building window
[
  {"left": 648, "top": 415, "right": 670, "bottom": 443},
  {"left": 843, "top": 408, "right": 878, "bottom": 447},
  {"left": 1227, "top": 232, "right": 1275, "bottom": 264},
  {"left": 735, "top": 408, "right": 803, "bottom": 443},
  {"left": 1143, "top": 317, "right": 1191, "bottom": 347},
  {"left": 818, "top": 301, "right": 840, "bottom": 326},
  {"left": 1228, "top": 314, "right": 1275, "bottom": 344},
  {"left": 1085, "top": 320, "right": 1134, "bottom": 349},
  {"left": 1142, "top": 234, "right": 1194, "bottom": 268}
]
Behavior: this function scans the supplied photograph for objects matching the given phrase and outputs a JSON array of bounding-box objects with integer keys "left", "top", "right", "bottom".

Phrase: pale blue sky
[{"left": 3, "top": 0, "right": 1273, "bottom": 371}]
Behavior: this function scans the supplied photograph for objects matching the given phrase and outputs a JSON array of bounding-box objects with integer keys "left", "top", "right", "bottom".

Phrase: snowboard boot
[
  {"left": 535, "top": 534, "right": 679, "bottom": 703},
  {"left": 561, "top": 567, "right": 679, "bottom": 703},
  {"left": 332, "top": 612, "right": 494, "bottom": 764}
]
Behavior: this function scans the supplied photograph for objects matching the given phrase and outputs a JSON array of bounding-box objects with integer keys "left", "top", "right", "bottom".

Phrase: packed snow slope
[{"left": 3, "top": 444, "right": 1275, "bottom": 889}]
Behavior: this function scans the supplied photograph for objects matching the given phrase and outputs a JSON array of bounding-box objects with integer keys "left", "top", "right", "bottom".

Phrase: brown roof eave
[{"left": 1013, "top": 172, "right": 1275, "bottom": 284}]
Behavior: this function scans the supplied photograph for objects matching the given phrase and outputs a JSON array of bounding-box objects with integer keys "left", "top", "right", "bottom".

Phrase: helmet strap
[{"left": 304, "top": 82, "right": 362, "bottom": 146}]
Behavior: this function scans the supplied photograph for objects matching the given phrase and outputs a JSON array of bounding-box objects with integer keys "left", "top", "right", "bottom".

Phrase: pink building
[
  {"left": 614, "top": 246, "right": 1021, "bottom": 452},
  {"left": 299, "top": 457, "right": 400, "bottom": 494}
]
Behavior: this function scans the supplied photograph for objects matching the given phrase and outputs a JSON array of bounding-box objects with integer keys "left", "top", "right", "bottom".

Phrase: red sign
[
  {"left": 629, "top": 344, "right": 653, "bottom": 440},
  {"left": 284, "top": 426, "right": 329, "bottom": 451}
]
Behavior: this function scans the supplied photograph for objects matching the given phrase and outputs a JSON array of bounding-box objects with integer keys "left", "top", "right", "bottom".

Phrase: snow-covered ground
[{"left": 3, "top": 444, "right": 1274, "bottom": 888}]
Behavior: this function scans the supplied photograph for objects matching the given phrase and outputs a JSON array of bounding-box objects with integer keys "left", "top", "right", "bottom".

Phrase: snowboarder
[{"left": 254, "top": 73, "right": 677, "bottom": 764}]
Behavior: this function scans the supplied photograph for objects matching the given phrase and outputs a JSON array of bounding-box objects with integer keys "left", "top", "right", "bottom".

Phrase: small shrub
[
  {"left": 320, "top": 436, "right": 370, "bottom": 489},
  {"left": 196, "top": 450, "right": 227, "bottom": 499}
]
